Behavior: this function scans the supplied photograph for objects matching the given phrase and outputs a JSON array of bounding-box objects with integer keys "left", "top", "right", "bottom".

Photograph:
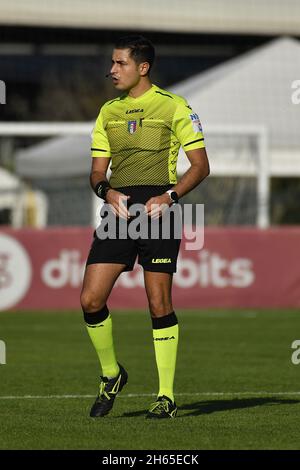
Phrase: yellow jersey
[{"left": 91, "top": 84, "right": 205, "bottom": 188}]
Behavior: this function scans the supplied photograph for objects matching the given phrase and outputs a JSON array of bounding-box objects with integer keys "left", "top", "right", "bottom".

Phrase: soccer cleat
[
  {"left": 146, "top": 395, "right": 177, "bottom": 419},
  {"left": 89, "top": 363, "right": 128, "bottom": 417}
]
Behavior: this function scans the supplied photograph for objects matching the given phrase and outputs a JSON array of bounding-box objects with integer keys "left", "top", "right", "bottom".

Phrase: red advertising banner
[{"left": 0, "top": 227, "right": 300, "bottom": 310}]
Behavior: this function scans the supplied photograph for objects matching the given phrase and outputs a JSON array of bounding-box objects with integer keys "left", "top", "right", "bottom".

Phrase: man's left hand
[{"left": 145, "top": 193, "right": 172, "bottom": 219}]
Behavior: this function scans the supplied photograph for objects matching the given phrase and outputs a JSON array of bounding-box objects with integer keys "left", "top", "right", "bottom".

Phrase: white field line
[{"left": 0, "top": 392, "right": 300, "bottom": 400}]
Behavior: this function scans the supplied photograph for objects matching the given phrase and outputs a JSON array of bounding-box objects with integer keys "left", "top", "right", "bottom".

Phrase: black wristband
[{"left": 94, "top": 181, "right": 112, "bottom": 201}]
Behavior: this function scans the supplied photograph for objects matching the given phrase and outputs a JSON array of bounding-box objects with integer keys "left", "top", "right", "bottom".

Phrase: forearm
[
  {"left": 90, "top": 170, "right": 108, "bottom": 191},
  {"left": 171, "top": 163, "right": 209, "bottom": 199}
]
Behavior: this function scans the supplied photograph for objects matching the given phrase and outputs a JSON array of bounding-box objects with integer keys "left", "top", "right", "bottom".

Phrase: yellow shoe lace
[
  {"left": 99, "top": 379, "right": 111, "bottom": 401},
  {"left": 149, "top": 398, "right": 170, "bottom": 414}
]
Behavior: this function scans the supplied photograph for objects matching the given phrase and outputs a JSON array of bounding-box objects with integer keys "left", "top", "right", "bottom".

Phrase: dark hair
[{"left": 114, "top": 35, "right": 155, "bottom": 73}]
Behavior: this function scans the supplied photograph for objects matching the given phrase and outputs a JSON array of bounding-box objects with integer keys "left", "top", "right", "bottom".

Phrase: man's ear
[{"left": 139, "top": 62, "right": 150, "bottom": 76}]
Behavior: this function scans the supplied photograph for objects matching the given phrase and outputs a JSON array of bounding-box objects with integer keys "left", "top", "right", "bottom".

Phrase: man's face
[{"left": 110, "top": 48, "right": 145, "bottom": 91}]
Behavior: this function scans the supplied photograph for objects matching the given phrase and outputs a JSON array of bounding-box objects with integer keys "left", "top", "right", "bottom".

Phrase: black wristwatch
[
  {"left": 94, "top": 181, "right": 112, "bottom": 201},
  {"left": 166, "top": 189, "right": 179, "bottom": 205}
]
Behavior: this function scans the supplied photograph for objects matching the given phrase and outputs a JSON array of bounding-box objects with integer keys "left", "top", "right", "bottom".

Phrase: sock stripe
[
  {"left": 83, "top": 305, "right": 109, "bottom": 325},
  {"left": 151, "top": 312, "right": 178, "bottom": 330}
]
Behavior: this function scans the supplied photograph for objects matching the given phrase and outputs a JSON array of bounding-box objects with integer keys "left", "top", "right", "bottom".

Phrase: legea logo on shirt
[
  {"left": 126, "top": 109, "right": 144, "bottom": 114},
  {"left": 189, "top": 113, "right": 202, "bottom": 133}
]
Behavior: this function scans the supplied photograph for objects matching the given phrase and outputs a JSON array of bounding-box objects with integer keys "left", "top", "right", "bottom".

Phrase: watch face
[{"left": 170, "top": 191, "right": 178, "bottom": 203}]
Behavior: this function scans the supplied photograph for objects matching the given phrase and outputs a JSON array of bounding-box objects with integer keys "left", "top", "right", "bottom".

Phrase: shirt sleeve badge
[{"left": 189, "top": 113, "right": 203, "bottom": 133}]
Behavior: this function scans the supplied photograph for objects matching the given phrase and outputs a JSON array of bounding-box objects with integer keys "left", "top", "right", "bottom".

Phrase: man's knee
[
  {"left": 148, "top": 297, "right": 173, "bottom": 317},
  {"left": 80, "top": 291, "right": 106, "bottom": 313}
]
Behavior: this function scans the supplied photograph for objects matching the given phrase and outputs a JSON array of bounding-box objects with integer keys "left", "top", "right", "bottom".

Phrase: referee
[{"left": 80, "top": 35, "right": 210, "bottom": 419}]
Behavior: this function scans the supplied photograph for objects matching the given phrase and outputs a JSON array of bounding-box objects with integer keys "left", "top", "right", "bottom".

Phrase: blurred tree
[
  {"left": 271, "top": 179, "right": 300, "bottom": 224},
  {"left": 35, "top": 65, "right": 116, "bottom": 121}
]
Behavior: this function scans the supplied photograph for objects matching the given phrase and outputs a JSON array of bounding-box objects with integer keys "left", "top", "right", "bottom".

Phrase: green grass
[{"left": 0, "top": 309, "right": 300, "bottom": 450}]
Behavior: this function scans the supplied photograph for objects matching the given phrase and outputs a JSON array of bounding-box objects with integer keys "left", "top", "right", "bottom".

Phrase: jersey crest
[{"left": 128, "top": 120, "right": 137, "bottom": 134}]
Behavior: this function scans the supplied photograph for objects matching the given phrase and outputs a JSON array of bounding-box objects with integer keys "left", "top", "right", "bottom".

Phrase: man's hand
[
  {"left": 145, "top": 193, "right": 172, "bottom": 219},
  {"left": 106, "top": 189, "right": 131, "bottom": 219}
]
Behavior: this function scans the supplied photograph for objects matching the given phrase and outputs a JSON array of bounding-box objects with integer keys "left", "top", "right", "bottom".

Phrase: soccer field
[{"left": 0, "top": 309, "right": 300, "bottom": 450}]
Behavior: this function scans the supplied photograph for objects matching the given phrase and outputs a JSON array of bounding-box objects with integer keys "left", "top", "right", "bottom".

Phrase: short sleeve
[
  {"left": 173, "top": 103, "right": 205, "bottom": 152},
  {"left": 91, "top": 108, "right": 111, "bottom": 158}
]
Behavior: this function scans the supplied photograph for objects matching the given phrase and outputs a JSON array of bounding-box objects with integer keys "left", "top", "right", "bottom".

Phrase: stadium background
[{"left": 1, "top": 0, "right": 300, "bottom": 451}]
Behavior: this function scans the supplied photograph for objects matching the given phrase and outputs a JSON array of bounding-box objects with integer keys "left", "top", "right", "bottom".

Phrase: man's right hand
[{"left": 105, "top": 189, "right": 131, "bottom": 219}]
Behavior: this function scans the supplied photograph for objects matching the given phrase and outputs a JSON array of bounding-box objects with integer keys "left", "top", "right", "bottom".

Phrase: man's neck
[{"left": 128, "top": 79, "right": 152, "bottom": 98}]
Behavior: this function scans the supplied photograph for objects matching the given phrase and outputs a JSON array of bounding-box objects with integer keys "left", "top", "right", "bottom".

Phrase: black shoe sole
[{"left": 145, "top": 411, "right": 177, "bottom": 419}]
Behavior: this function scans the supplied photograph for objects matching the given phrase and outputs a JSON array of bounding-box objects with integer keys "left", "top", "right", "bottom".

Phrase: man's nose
[{"left": 110, "top": 63, "right": 118, "bottom": 74}]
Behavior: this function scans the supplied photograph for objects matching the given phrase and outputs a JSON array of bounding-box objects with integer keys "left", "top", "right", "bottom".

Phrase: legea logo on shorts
[{"left": 0, "top": 233, "right": 32, "bottom": 310}]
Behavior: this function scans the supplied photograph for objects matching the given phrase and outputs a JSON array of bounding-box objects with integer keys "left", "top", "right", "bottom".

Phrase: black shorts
[{"left": 86, "top": 185, "right": 182, "bottom": 273}]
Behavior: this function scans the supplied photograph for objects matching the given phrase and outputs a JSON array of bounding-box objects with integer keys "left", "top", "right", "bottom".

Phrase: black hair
[{"left": 114, "top": 35, "right": 155, "bottom": 73}]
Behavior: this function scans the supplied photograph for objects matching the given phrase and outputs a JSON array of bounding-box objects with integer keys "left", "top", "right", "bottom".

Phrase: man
[{"left": 80, "top": 35, "right": 209, "bottom": 419}]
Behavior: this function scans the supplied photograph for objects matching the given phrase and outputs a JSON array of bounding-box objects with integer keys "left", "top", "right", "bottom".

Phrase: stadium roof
[
  {"left": 0, "top": 0, "right": 299, "bottom": 36},
  {"left": 171, "top": 36, "right": 300, "bottom": 176},
  {"left": 15, "top": 37, "right": 300, "bottom": 179}
]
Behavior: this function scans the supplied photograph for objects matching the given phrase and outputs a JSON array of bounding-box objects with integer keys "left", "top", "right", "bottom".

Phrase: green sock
[
  {"left": 153, "top": 324, "right": 179, "bottom": 403},
  {"left": 86, "top": 314, "right": 119, "bottom": 378}
]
